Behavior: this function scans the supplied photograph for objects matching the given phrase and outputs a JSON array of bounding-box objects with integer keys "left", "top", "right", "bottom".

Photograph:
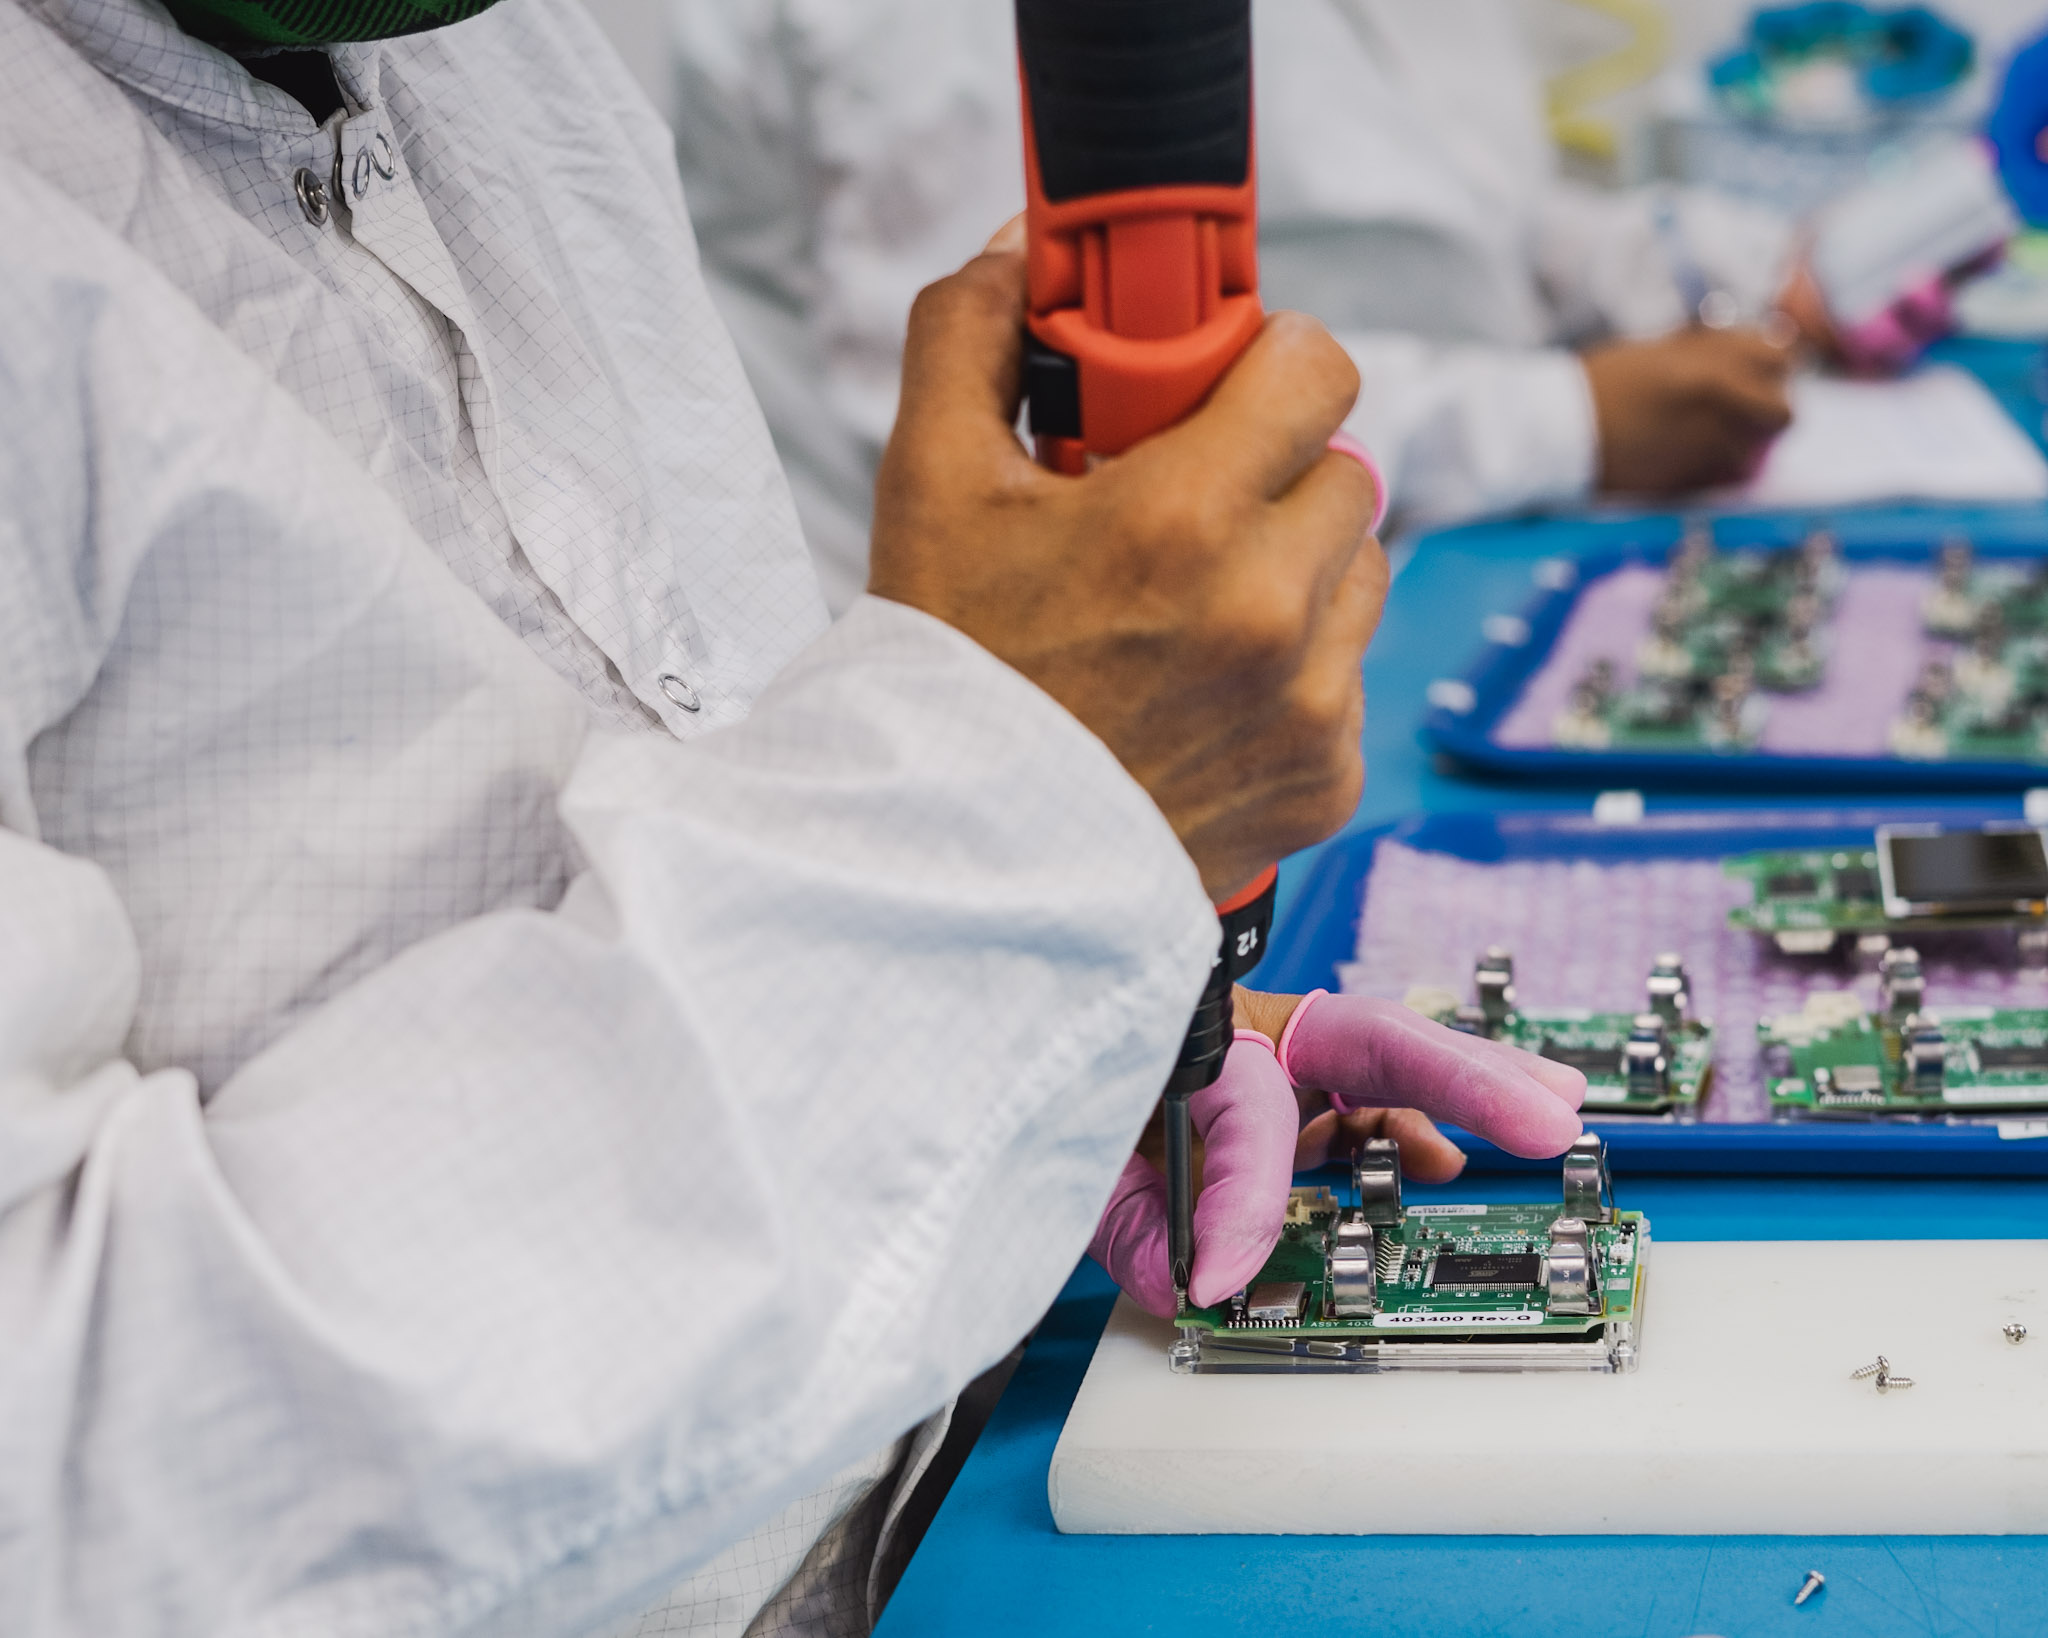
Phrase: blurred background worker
[{"left": 667, "top": 0, "right": 2012, "bottom": 612}]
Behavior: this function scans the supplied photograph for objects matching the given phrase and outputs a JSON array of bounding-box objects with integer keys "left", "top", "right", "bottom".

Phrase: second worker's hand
[
  {"left": 868, "top": 238, "right": 1386, "bottom": 902},
  {"left": 1582, "top": 324, "right": 1794, "bottom": 496}
]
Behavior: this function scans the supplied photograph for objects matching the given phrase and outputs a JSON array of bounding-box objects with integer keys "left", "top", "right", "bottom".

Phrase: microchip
[
  {"left": 1245, "top": 1281, "right": 1306, "bottom": 1324},
  {"left": 1765, "top": 871, "right": 1820, "bottom": 898},
  {"left": 1832, "top": 865, "right": 1879, "bottom": 902},
  {"left": 1430, "top": 1252, "right": 1542, "bottom": 1291},
  {"left": 1975, "top": 1044, "right": 2048, "bottom": 1071},
  {"left": 1539, "top": 1040, "right": 1621, "bottom": 1074}
]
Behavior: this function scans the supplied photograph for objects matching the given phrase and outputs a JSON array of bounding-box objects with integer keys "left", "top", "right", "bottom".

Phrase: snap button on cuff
[
  {"left": 352, "top": 149, "right": 373, "bottom": 199},
  {"left": 371, "top": 132, "right": 397, "bottom": 179},
  {"left": 659, "top": 673, "right": 702, "bottom": 713}
]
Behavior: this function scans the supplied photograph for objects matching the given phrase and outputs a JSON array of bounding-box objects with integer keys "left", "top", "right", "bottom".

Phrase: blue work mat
[
  {"left": 1419, "top": 512, "right": 2048, "bottom": 790},
  {"left": 1256, "top": 796, "right": 2048, "bottom": 1177}
]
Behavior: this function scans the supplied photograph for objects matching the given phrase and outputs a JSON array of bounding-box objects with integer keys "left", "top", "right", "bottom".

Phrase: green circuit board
[
  {"left": 1509, "top": 1010, "right": 1711, "bottom": 1117},
  {"left": 1550, "top": 532, "right": 1839, "bottom": 754},
  {"left": 1410, "top": 995, "right": 1709, "bottom": 1117},
  {"left": 1890, "top": 643, "right": 2048, "bottom": 763},
  {"left": 1552, "top": 667, "right": 1768, "bottom": 754},
  {"left": 1177, "top": 1196, "right": 1646, "bottom": 1344},
  {"left": 1895, "top": 543, "right": 2048, "bottom": 762},
  {"left": 1725, "top": 843, "right": 2048, "bottom": 952},
  {"left": 1920, "top": 546, "right": 2048, "bottom": 640},
  {"left": 1762, "top": 992, "right": 2048, "bottom": 1117}
]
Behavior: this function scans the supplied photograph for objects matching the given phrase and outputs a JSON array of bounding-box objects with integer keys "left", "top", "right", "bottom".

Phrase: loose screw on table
[
  {"left": 1794, "top": 1570, "right": 1826, "bottom": 1607},
  {"left": 1851, "top": 1355, "right": 1914, "bottom": 1392}
]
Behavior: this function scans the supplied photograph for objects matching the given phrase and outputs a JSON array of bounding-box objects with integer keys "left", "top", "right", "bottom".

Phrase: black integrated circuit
[
  {"left": 1429, "top": 1252, "right": 1543, "bottom": 1290},
  {"left": 1765, "top": 870, "right": 1820, "bottom": 897},
  {"left": 1832, "top": 865, "right": 1879, "bottom": 902},
  {"left": 1974, "top": 1043, "right": 2048, "bottom": 1071},
  {"left": 1538, "top": 1040, "right": 1621, "bottom": 1074}
]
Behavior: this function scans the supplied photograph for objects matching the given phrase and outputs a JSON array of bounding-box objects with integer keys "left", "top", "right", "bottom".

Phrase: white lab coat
[
  {"left": 0, "top": 0, "right": 1219, "bottom": 1633},
  {"left": 674, "top": 0, "right": 1796, "bottom": 612}
]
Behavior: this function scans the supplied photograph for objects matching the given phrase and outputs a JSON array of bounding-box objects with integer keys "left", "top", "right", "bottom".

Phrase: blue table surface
[{"left": 876, "top": 346, "right": 2048, "bottom": 1637}]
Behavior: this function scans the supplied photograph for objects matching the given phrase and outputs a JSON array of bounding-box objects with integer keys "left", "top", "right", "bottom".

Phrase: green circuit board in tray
[
  {"left": 1410, "top": 999, "right": 1709, "bottom": 1117},
  {"left": 1407, "top": 951, "right": 1709, "bottom": 1117},
  {"left": 1725, "top": 843, "right": 2048, "bottom": 953},
  {"left": 1761, "top": 991, "right": 2048, "bottom": 1118},
  {"left": 1548, "top": 531, "right": 1840, "bottom": 754}
]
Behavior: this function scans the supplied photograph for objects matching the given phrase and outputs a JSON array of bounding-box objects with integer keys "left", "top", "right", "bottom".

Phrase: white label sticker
[
  {"left": 1373, "top": 1310, "right": 1547, "bottom": 1329},
  {"left": 1997, "top": 1118, "right": 2048, "bottom": 1140},
  {"left": 1944, "top": 1084, "right": 2048, "bottom": 1106},
  {"left": 1407, "top": 1204, "right": 1488, "bottom": 1217}
]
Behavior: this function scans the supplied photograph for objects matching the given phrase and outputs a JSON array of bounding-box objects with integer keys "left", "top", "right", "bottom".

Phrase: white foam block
[{"left": 1049, "top": 1240, "right": 2048, "bottom": 1535}]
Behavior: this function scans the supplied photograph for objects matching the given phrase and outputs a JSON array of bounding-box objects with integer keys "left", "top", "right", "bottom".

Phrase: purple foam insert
[
  {"left": 1491, "top": 563, "right": 1951, "bottom": 756},
  {"left": 1341, "top": 839, "right": 2048, "bottom": 1123}
]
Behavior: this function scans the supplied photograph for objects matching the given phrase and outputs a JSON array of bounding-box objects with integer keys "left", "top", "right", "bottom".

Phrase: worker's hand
[
  {"left": 869, "top": 241, "right": 1385, "bottom": 901},
  {"left": 1240, "top": 987, "right": 1587, "bottom": 1160},
  {"left": 1088, "top": 1033, "right": 1299, "bottom": 1316},
  {"left": 1582, "top": 325, "right": 1793, "bottom": 495},
  {"left": 1087, "top": 989, "right": 1585, "bottom": 1318}
]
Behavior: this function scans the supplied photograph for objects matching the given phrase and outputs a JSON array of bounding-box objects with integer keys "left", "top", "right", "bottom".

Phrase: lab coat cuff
[{"left": 1538, "top": 351, "right": 1601, "bottom": 505}]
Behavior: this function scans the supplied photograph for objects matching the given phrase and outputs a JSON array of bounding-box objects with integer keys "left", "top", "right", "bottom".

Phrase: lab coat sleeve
[
  {"left": 0, "top": 184, "right": 1218, "bottom": 1638},
  {"left": 1333, "top": 328, "right": 1599, "bottom": 525},
  {"left": 1532, "top": 179, "right": 1798, "bottom": 344}
]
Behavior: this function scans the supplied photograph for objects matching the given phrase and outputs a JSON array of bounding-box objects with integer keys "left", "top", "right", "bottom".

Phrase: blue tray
[
  {"left": 1255, "top": 797, "right": 2048, "bottom": 1177},
  {"left": 1419, "top": 513, "right": 2048, "bottom": 790}
]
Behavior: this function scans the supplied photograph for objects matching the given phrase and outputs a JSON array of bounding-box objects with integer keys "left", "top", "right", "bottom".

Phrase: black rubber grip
[
  {"left": 1163, "top": 877, "right": 1274, "bottom": 1096},
  {"left": 1024, "top": 335, "right": 1082, "bottom": 439},
  {"left": 1016, "top": 0, "right": 1251, "bottom": 204}
]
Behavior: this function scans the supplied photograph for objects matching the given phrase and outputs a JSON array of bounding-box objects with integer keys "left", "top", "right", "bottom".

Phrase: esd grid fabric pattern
[{"left": 0, "top": 2, "right": 1227, "bottom": 1634}]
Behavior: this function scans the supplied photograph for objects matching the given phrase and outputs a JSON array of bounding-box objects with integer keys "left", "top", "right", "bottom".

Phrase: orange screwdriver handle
[{"left": 1017, "top": 0, "right": 1263, "bottom": 473}]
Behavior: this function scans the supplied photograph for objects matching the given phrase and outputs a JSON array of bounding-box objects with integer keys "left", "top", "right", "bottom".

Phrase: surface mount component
[
  {"left": 1727, "top": 824, "right": 2048, "bottom": 954},
  {"left": 1761, "top": 989, "right": 2048, "bottom": 1118},
  {"left": 1169, "top": 1136, "right": 1648, "bottom": 1374},
  {"left": 1416, "top": 952, "right": 1712, "bottom": 1118}
]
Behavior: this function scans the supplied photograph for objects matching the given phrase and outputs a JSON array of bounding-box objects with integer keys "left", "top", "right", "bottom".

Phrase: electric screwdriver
[{"left": 1015, "top": 0, "right": 1274, "bottom": 1312}]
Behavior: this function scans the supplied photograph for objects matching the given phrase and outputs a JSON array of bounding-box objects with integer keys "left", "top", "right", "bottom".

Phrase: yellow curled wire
[{"left": 1546, "top": 0, "right": 1670, "bottom": 162}]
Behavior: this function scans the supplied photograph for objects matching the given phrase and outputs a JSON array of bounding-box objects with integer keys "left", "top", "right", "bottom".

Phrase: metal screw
[
  {"left": 2007, "top": 1322, "right": 2029, "bottom": 1344},
  {"left": 1851, "top": 1356, "right": 1887, "bottom": 1380},
  {"left": 1875, "top": 1365, "right": 1914, "bottom": 1393},
  {"left": 1794, "top": 1570, "right": 1826, "bottom": 1607}
]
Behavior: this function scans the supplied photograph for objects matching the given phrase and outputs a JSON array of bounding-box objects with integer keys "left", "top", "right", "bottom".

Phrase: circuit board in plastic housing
[
  {"left": 1173, "top": 1138, "right": 1647, "bottom": 1375},
  {"left": 1725, "top": 840, "right": 2048, "bottom": 953},
  {"left": 1761, "top": 991, "right": 2048, "bottom": 1118}
]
